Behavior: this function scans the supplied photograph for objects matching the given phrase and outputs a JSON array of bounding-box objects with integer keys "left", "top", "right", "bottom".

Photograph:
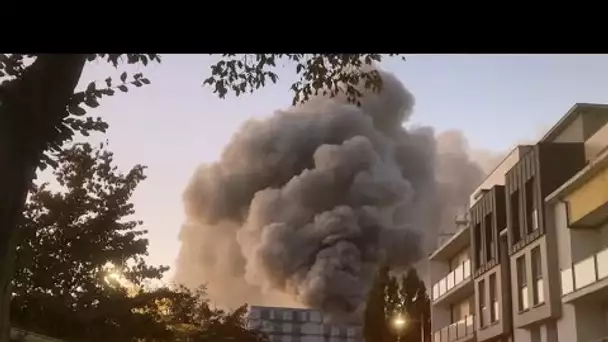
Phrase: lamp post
[
  {"left": 393, "top": 314, "right": 406, "bottom": 342},
  {"left": 392, "top": 313, "right": 426, "bottom": 342}
]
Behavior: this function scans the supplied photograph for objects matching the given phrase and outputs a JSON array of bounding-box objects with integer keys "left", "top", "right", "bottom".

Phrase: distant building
[{"left": 246, "top": 305, "right": 363, "bottom": 342}]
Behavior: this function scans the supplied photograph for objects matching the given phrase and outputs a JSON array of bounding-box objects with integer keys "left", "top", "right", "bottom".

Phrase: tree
[
  {"left": 364, "top": 265, "right": 391, "bottom": 342},
  {"left": 0, "top": 53, "right": 406, "bottom": 341},
  {"left": 398, "top": 269, "right": 431, "bottom": 342},
  {"left": 363, "top": 267, "right": 431, "bottom": 342},
  {"left": 202, "top": 54, "right": 406, "bottom": 105},
  {"left": 10, "top": 142, "right": 172, "bottom": 341},
  {"left": 10, "top": 142, "right": 269, "bottom": 342},
  {"left": 0, "top": 53, "right": 158, "bottom": 341},
  {"left": 159, "top": 286, "right": 268, "bottom": 342}
]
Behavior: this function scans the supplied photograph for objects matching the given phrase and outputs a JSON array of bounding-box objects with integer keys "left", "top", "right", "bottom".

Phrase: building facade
[
  {"left": 430, "top": 103, "right": 608, "bottom": 342},
  {"left": 429, "top": 223, "right": 475, "bottom": 342},
  {"left": 246, "top": 306, "right": 363, "bottom": 342}
]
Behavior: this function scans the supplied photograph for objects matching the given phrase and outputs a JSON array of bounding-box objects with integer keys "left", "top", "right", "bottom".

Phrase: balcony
[
  {"left": 432, "top": 260, "right": 472, "bottom": 302},
  {"left": 562, "top": 150, "right": 608, "bottom": 228},
  {"left": 561, "top": 248, "right": 608, "bottom": 299},
  {"left": 433, "top": 316, "right": 475, "bottom": 342}
]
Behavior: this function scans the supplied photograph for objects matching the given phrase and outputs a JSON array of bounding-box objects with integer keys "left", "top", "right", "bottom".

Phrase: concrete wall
[
  {"left": 552, "top": 114, "right": 585, "bottom": 143},
  {"left": 430, "top": 247, "right": 472, "bottom": 334},
  {"left": 451, "top": 296, "right": 474, "bottom": 321},
  {"left": 555, "top": 289, "right": 608, "bottom": 342},
  {"left": 548, "top": 182, "right": 608, "bottom": 342},
  {"left": 450, "top": 249, "right": 470, "bottom": 270},
  {"left": 470, "top": 146, "right": 531, "bottom": 208},
  {"left": 510, "top": 321, "right": 558, "bottom": 342},
  {"left": 553, "top": 199, "right": 608, "bottom": 266},
  {"left": 585, "top": 122, "right": 608, "bottom": 160},
  {"left": 431, "top": 304, "right": 451, "bottom": 336},
  {"left": 475, "top": 262, "right": 514, "bottom": 341},
  {"left": 565, "top": 165, "right": 608, "bottom": 225},
  {"left": 553, "top": 201, "right": 574, "bottom": 269},
  {"left": 509, "top": 235, "right": 561, "bottom": 329},
  {"left": 429, "top": 259, "right": 450, "bottom": 290},
  {"left": 583, "top": 109, "right": 608, "bottom": 142},
  {"left": 430, "top": 258, "right": 451, "bottom": 333}
]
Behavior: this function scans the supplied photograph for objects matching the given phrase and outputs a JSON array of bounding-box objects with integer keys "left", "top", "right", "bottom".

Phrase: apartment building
[
  {"left": 430, "top": 103, "right": 608, "bottom": 342},
  {"left": 429, "top": 223, "right": 475, "bottom": 342},
  {"left": 546, "top": 104, "right": 608, "bottom": 342},
  {"left": 246, "top": 305, "right": 363, "bottom": 342}
]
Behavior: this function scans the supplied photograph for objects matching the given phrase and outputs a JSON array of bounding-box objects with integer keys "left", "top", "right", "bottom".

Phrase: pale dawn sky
[{"left": 55, "top": 54, "right": 608, "bottom": 280}]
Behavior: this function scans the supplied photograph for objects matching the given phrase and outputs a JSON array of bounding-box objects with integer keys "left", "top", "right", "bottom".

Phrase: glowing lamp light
[{"left": 394, "top": 315, "right": 406, "bottom": 328}]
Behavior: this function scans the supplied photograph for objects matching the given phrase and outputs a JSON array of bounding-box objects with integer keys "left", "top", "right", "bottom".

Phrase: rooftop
[
  {"left": 540, "top": 103, "right": 608, "bottom": 143},
  {"left": 429, "top": 225, "right": 470, "bottom": 261}
]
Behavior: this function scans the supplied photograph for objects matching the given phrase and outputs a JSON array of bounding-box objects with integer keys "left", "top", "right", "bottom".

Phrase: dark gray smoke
[{"left": 175, "top": 69, "right": 494, "bottom": 321}]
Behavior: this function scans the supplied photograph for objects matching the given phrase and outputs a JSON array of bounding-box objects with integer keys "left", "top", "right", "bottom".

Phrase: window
[
  {"left": 517, "top": 256, "right": 529, "bottom": 311},
  {"left": 532, "top": 247, "right": 544, "bottom": 304},
  {"left": 309, "top": 311, "right": 321, "bottom": 322},
  {"left": 525, "top": 177, "right": 538, "bottom": 233},
  {"left": 474, "top": 223, "right": 482, "bottom": 269},
  {"left": 478, "top": 280, "right": 486, "bottom": 328},
  {"left": 511, "top": 190, "right": 521, "bottom": 243},
  {"left": 283, "top": 310, "right": 293, "bottom": 321},
  {"left": 249, "top": 308, "right": 261, "bottom": 319},
  {"left": 489, "top": 274, "right": 499, "bottom": 323},
  {"left": 262, "top": 320, "right": 274, "bottom": 332},
  {"left": 485, "top": 213, "right": 494, "bottom": 262},
  {"left": 283, "top": 323, "right": 293, "bottom": 333}
]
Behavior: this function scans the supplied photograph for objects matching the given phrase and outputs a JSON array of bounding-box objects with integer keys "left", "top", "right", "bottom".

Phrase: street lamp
[
  {"left": 392, "top": 313, "right": 426, "bottom": 342},
  {"left": 392, "top": 314, "right": 406, "bottom": 342},
  {"left": 394, "top": 315, "right": 406, "bottom": 327}
]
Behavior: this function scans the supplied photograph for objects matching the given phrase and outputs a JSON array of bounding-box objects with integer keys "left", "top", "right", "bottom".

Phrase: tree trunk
[{"left": 0, "top": 54, "right": 86, "bottom": 342}]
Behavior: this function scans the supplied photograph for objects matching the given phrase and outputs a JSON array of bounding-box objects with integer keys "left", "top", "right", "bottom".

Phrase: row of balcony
[
  {"left": 432, "top": 260, "right": 472, "bottom": 301},
  {"left": 433, "top": 316, "right": 474, "bottom": 342},
  {"left": 561, "top": 247, "right": 608, "bottom": 295}
]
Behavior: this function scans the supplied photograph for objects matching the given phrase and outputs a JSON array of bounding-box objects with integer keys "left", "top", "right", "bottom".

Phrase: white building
[{"left": 246, "top": 306, "right": 363, "bottom": 342}]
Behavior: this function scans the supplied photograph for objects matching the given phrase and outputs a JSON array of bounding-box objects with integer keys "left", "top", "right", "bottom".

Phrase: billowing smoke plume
[{"left": 175, "top": 69, "right": 496, "bottom": 321}]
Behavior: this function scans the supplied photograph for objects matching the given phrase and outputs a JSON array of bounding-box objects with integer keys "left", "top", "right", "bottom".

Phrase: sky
[{"left": 54, "top": 54, "right": 608, "bottom": 280}]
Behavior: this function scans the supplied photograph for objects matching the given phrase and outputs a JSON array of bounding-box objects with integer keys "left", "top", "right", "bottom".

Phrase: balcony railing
[
  {"left": 561, "top": 247, "right": 608, "bottom": 296},
  {"left": 432, "top": 260, "right": 471, "bottom": 301},
  {"left": 433, "top": 316, "right": 475, "bottom": 342}
]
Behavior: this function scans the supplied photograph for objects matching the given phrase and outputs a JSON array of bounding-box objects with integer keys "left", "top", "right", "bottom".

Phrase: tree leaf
[
  {"left": 85, "top": 97, "right": 100, "bottom": 108},
  {"left": 86, "top": 82, "right": 96, "bottom": 93},
  {"left": 202, "top": 54, "right": 406, "bottom": 105},
  {"left": 68, "top": 104, "right": 87, "bottom": 116}
]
